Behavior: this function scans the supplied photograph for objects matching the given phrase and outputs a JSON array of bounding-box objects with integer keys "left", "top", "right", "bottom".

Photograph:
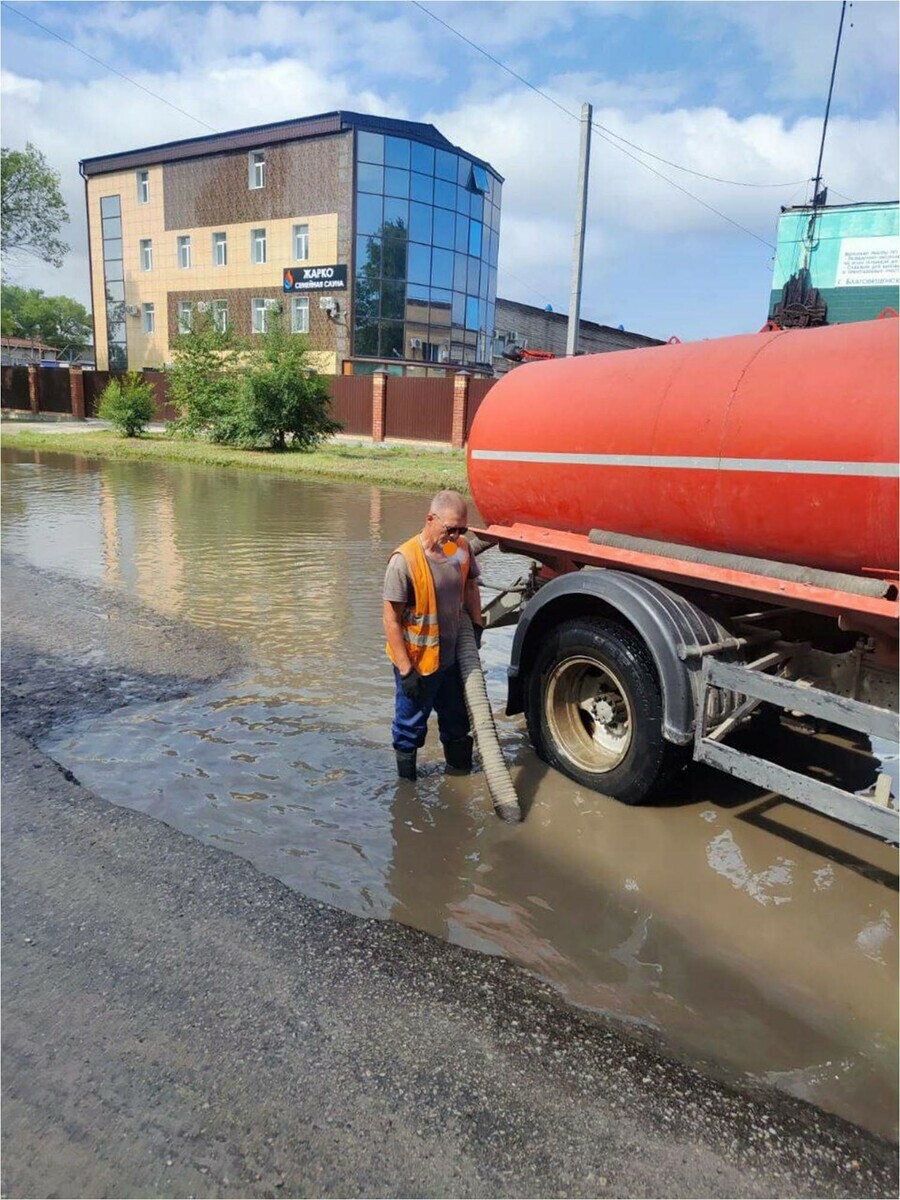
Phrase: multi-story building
[{"left": 80, "top": 111, "right": 502, "bottom": 376}]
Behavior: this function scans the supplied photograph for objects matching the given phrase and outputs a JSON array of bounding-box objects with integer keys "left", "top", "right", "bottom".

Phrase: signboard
[
  {"left": 283, "top": 264, "right": 348, "bottom": 293},
  {"left": 834, "top": 236, "right": 900, "bottom": 288}
]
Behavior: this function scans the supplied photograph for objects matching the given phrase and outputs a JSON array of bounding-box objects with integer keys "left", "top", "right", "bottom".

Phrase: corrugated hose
[{"left": 456, "top": 611, "right": 523, "bottom": 823}]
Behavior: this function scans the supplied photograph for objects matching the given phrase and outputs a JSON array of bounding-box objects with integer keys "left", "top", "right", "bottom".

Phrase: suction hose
[{"left": 457, "top": 611, "right": 523, "bottom": 823}]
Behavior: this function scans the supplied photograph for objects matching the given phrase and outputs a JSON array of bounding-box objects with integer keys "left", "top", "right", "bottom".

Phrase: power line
[
  {"left": 1, "top": 2, "right": 219, "bottom": 134},
  {"left": 411, "top": 0, "right": 804, "bottom": 191}
]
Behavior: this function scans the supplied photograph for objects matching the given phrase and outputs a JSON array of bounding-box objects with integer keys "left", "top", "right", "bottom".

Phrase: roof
[
  {"left": 80, "top": 110, "right": 503, "bottom": 182},
  {"left": 1, "top": 337, "right": 60, "bottom": 353},
  {"left": 780, "top": 200, "right": 898, "bottom": 214},
  {"left": 495, "top": 298, "right": 663, "bottom": 345}
]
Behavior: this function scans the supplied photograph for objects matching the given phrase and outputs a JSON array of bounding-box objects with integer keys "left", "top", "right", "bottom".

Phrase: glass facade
[
  {"left": 353, "top": 131, "right": 501, "bottom": 368},
  {"left": 100, "top": 194, "right": 127, "bottom": 369}
]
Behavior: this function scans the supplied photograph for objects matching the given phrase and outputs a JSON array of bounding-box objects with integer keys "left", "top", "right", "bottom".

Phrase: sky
[{"left": 1, "top": 0, "right": 898, "bottom": 342}]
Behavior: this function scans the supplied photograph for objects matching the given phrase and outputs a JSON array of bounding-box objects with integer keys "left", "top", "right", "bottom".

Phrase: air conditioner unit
[
  {"left": 319, "top": 295, "right": 338, "bottom": 312},
  {"left": 125, "top": 305, "right": 140, "bottom": 317},
  {"left": 409, "top": 337, "right": 422, "bottom": 350},
  {"left": 196, "top": 301, "right": 211, "bottom": 312}
]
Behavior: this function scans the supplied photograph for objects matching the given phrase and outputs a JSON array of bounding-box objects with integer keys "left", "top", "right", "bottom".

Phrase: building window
[
  {"left": 142, "top": 303, "right": 155, "bottom": 334},
  {"left": 252, "top": 297, "right": 278, "bottom": 334},
  {"left": 249, "top": 150, "right": 266, "bottom": 190},
  {"left": 178, "top": 301, "right": 192, "bottom": 334},
  {"left": 140, "top": 239, "right": 153, "bottom": 271},
  {"left": 177, "top": 236, "right": 192, "bottom": 269},
  {"left": 213, "top": 231, "right": 227, "bottom": 267},
  {"left": 212, "top": 299, "right": 228, "bottom": 333},
  {"left": 293, "top": 223, "right": 309, "bottom": 261},
  {"left": 136, "top": 170, "right": 149, "bottom": 204},
  {"left": 100, "top": 194, "right": 127, "bottom": 369},
  {"left": 251, "top": 228, "right": 267, "bottom": 265},
  {"left": 291, "top": 296, "right": 309, "bottom": 334}
]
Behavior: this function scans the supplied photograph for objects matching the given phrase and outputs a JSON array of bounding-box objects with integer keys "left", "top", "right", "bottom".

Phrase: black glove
[
  {"left": 400, "top": 669, "right": 424, "bottom": 703},
  {"left": 473, "top": 624, "right": 484, "bottom": 650}
]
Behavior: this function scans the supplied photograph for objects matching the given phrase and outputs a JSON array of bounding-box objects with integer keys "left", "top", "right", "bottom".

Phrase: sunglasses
[{"left": 430, "top": 514, "right": 468, "bottom": 537}]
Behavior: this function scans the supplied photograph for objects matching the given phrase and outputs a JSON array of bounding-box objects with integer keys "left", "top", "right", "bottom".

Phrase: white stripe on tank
[{"left": 469, "top": 450, "right": 899, "bottom": 477}]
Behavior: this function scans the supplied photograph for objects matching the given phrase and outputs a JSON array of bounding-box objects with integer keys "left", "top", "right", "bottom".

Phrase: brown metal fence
[
  {"left": 1, "top": 366, "right": 30, "bottom": 409},
  {"left": 38, "top": 367, "right": 72, "bottom": 413},
  {"left": 466, "top": 377, "right": 496, "bottom": 438},
  {"left": 328, "top": 375, "right": 371, "bottom": 435},
  {"left": 384, "top": 375, "right": 454, "bottom": 442},
  {"left": 82, "top": 370, "right": 110, "bottom": 417}
]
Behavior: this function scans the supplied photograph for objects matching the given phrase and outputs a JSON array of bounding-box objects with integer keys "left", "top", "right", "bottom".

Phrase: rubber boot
[
  {"left": 444, "top": 736, "right": 473, "bottom": 774},
  {"left": 395, "top": 749, "right": 417, "bottom": 781}
]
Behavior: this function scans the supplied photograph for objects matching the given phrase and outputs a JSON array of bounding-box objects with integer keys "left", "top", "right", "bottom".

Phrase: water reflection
[{"left": 2, "top": 446, "right": 897, "bottom": 1138}]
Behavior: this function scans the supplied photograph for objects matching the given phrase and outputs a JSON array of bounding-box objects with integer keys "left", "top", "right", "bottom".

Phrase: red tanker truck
[{"left": 468, "top": 316, "right": 900, "bottom": 842}]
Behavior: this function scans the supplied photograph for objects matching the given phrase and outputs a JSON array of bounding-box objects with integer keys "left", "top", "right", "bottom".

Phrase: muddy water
[{"left": 3, "top": 446, "right": 898, "bottom": 1138}]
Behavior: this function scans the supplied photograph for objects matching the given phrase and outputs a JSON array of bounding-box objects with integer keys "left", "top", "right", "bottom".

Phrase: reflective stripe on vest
[{"left": 385, "top": 534, "right": 470, "bottom": 676}]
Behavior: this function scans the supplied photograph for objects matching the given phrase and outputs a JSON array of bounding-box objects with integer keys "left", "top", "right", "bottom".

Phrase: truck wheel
[{"left": 526, "top": 617, "right": 682, "bottom": 805}]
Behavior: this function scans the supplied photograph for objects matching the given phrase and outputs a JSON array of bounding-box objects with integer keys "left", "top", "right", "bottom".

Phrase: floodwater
[{"left": 3, "top": 446, "right": 898, "bottom": 1139}]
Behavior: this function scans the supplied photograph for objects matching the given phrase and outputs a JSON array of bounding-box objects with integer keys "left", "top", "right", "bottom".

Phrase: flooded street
[{"left": 3, "top": 446, "right": 897, "bottom": 1140}]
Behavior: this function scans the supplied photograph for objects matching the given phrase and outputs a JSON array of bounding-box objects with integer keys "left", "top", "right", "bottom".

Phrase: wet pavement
[{"left": 2, "top": 445, "right": 898, "bottom": 1143}]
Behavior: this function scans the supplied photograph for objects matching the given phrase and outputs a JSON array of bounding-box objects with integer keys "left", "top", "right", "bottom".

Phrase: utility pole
[{"left": 566, "top": 102, "right": 593, "bottom": 358}]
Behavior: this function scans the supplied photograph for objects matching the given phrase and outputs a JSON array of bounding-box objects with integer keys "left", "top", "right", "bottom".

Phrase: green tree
[
  {"left": 214, "top": 305, "right": 340, "bottom": 451},
  {"left": 355, "top": 218, "right": 407, "bottom": 357},
  {"left": 166, "top": 304, "right": 242, "bottom": 437},
  {"left": 1, "top": 143, "right": 70, "bottom": 272},
  {"left": 97, "top": 372, "right": 156, "bottom": 437},
  {"left": 0, "top": 284, "right": 91, "bottom": 353}
]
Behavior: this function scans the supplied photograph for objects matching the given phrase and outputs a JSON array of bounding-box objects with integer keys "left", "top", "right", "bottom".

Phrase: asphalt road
[{"left": 2, "top": 556, "right": 897, "bottom": 1199}]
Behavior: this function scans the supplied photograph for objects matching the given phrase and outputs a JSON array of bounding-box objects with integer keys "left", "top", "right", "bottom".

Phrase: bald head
[{"left": 429, "top": 490, "right": 468, "bottom": 523}]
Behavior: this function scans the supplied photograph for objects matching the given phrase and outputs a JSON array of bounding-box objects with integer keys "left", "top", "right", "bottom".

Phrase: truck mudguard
[{"left": 507, "top": 570, "right": 734, "bottom": 744}]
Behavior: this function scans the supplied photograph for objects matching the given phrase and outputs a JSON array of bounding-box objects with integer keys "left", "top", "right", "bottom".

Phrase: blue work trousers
[{"left": 392, "top": 664, "right": 470, "bottom": 753}]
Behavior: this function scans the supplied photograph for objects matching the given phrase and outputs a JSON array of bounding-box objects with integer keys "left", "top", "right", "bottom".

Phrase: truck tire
[{"left": 525, "top": 617, "right": 684, "bottom": 805}]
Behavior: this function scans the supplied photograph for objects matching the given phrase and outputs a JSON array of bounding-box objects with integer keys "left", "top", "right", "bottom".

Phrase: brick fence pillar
[
  {"left": 451, "top": 371, "right": 470, "bottom": 449},
  {"left": 372, "top": 368, "right": 387, "bottom": 443},
  {"left": 27, "top": 364, "right": 41, "bottom": 415},
  {"left": 69, "top": 364, "right": 86, "bottom": 420}
]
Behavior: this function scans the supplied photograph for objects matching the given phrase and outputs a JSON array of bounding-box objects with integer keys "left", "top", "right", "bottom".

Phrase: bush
[
  {"left": 166, "top": 305, "right": 241, "bottom": 438},
  {"left": 97, "top": 372, "right": 156, "bottom": 436},
  {"left": 211, "top": 307, "right": 341, "bottom": 451}
]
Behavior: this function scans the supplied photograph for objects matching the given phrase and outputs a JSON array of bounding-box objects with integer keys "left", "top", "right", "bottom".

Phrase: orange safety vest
[{"left": 386, "top": 534, "right": 471, "bottom": 675}]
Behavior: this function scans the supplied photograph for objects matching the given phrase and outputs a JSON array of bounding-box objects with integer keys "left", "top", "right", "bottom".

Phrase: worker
[{"left": 383, "top": 489, "right": 484, "bottom": 781}]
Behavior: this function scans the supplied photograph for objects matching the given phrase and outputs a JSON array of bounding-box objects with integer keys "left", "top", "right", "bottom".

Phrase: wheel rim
[{"left": 544, "top": 654, "right": 633, "bottom": 773}]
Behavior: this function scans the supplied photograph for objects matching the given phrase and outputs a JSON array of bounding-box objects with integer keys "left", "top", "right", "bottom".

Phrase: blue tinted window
[
  {"left": 433, "top": 207, "right": 455, "bottom": 249},
  {"left": 435, "top": 149, "right": 456, "bottom": 180},
  {"left": 410, "top": 172, "right": 433, "bottom": 204},
  {"left": 465, "top": 296, "right": 480, "bottom": 330},
  {"left": 381, "top": 234, "right": 407, "bottom": 279},
  {"left": 408, "top": 242, "right": 431, "bottom": 285},
  {"left": 357, "top": 131, "right": 384, "bottom": 164},
  {"left": 486, "top": 301, "right": 496, "bottom": 334},
  {"left": 431, "top": 247, "right": 453, "bottom": 289},
  {"left": 468, "top": 220, "right": 482, "bottom": 257},
  {"left": 102, "top": 216, "right": 122, "bottom": 239},
  {"left": 453, "top": 254, "right": 467, "bottom": 291},
  {"left": 384, "top": 167, "right": 409, "bottom": 198},
  {"left": 452, "top": 291, "right": 465, "bottom": 324},
  {"left": 358, "top": 162, "right": 383, "bottom": 194},
  {"left": 357, "top": 192, "right": 383, "bottom": 236},
  {"left": 488, "top": 266, "right": 497, "bottom": 303},
  {"left": 385, "top": 137, "right": 410, "bottom": 169},
  {"left": 431, "top": 286, "right": 452, "bottom": 304},
  {"left": 100, "top": 195, "right": 121, "bottom": 218},
  {"left": 409, "top": 202, "right": 432, "bottom": 243},
  {"left": 380, "top": 280, "right": 405, "bottom": 320},
  {"left": 457, "top": 157, "right": 471, "bottom": 185},
  {"left": 384, "top": 196, "right": 409, "bottom": 228},
  {"left": 104, "top": 238, "right": 123, "bottom": 259},
  {"left": 104, "top": 259, "right": 123, "bottom": 282},
  {"left": 434, "top": 178, "right": 456, "bottom": 210},
  {"left": 357, "top": 234, "right": 380, "bottom": 273},
  {"left": 105, "top": 280, "right": 125, "bottom": 302},
  {"left": 471, "top": 163, "right": 489, "bottom": 193},
  {"left": 380, "top": 321, "right": 404, "bottom": 357},
  {"left": 407, "top": 281, "right": 430, "bottom": 301},
  {"left": 467, "top": 256, "right": 481, "bottom": 293},
  {"left": 456, "top": 186, "right": 471, "bottom": 215},
  {"left": 479, "top": 264, "right": 489, "bottom": 300},
  {"left": 454, "top": 216, "right": 469, "bottom": 253},
  {"left": 411, "top": 142, "right": 435, "bottom": 174},
  {"left": 469, "top": 192, "right": 484, "bottom": 223},
  {"left": 488, "top": 228, "right": 499, "bottom": 267}
]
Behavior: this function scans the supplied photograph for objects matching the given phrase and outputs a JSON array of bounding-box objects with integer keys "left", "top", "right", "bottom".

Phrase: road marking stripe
[{"left": 469, "top": 451, "right": 899, "bottom": 477}]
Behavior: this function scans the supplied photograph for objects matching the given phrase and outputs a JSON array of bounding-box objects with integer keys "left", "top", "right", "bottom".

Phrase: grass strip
[{"left": 1, "top": 428, "right": 469, "bottom": 493}]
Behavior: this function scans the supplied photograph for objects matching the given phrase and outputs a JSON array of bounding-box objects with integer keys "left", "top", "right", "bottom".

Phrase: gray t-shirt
[{"left": 383, "top": 540, "right": 480, "bottom": 669}]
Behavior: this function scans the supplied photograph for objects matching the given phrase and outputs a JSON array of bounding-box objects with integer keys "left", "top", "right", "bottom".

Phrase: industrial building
[
  {"left": 769, "top": 200, "right": 899, "bottom": 327},
  {"left": 491, "top": 298, "right": 663, "bottom": 374},
  {"left": 81, "top": 111, "right": 502, "bottom": 376}
]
